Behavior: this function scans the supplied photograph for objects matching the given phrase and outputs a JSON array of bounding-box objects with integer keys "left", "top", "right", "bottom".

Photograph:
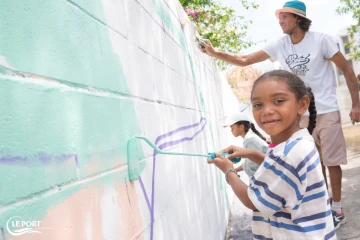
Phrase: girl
[
  {"left": 209, "top": 70, "right": 336, "bottom": 239},
  {"left": 223, "top": 112, "right": 268, "bottom": 177}
]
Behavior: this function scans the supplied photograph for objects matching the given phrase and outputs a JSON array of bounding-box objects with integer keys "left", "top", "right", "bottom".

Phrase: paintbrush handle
[
  {"left": 130, "top": 136, "right": 242, "bottom": 162},
  {"left": 130, "top": 136, "right": 208, "bottom": 158}
]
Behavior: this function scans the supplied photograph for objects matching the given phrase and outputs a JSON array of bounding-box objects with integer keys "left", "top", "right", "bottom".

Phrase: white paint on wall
[
  {"left": 85, "top": 207, "right": 93, "bottom": 240},
  {"left": 99, "top": 0, "right": 239, "bottom": 238},
  {"left": 101, "top": 186, "right": 123, "bottom": 240},
  {"left": 0, "top": 55, "right": 15, "bottom": 70}
]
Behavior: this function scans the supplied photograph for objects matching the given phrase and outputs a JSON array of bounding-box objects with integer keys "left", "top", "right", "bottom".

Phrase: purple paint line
[
  {"left": 135, "top": 117, "right": 207, "bottom": 240},
  {"left": 138, "top": 176, "right": 152, "bottom": 213},
  {"left": 154, "top": 117, "right": 206, "bottom": 145},
  {"left": 0, "top": 153, "right": 78, "bottom": 166},
  {"left": 150, "top": 152, "right": 157, "bottom": 240},
  {"left": 74, "top": 154, "right": 79, "bottom": 169},
  {"left": 157, "top": 122, "right": 207, "bottom": 151},
  {"left": 0, "top": 156, "right": 28, "bottom": 164},
  {"left": 150, "top": 118, "right": 207, "bottom": 240},
  {"left": 137, "top": 118, "right": 207, "bottom": 211}
]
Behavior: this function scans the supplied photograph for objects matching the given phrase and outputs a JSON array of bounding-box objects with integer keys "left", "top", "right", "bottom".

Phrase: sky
[{"left": 221, "top": 0, "right": 356, "bottom": 72}]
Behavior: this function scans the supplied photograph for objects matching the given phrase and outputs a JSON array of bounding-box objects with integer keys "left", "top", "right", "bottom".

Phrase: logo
[
  {"left": 286, "top": 54, "right": 310, "bottom": 76},
  {"left": 6, "top": 216, "right": 42, "bottom": 236},
  {"left": 334, "top": 215, "right": 343, "bottom": 222}
]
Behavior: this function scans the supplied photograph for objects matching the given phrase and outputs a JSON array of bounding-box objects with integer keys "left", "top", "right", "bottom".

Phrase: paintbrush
[{"left": 127, "top": 136, "right": 241, "bottom": 180}]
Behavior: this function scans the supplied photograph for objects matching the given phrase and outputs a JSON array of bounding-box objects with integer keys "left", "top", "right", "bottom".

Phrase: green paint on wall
[
  {"left": 127, "top": 138, "right": 147, "bottom": 181},
  {"left": 0, "top": 160, "right": 78, "bottom": 205},
  {"left": 86, "top": 161, "right": 131, "bottom": 187},
  {"left": 69, "top": 0, "right": 108, "bottom": 24},
  {"left": 0, "top": 76, "right": 145, "bottom": 204},
  {"left": 152, "top": 0, "right": 186, "bottom": 50},
  {"left": 0, "top": 0, "right": 126, "bottom": 93},
  {"left": 0, "top": 0, "right": 144, "bottom": 204}
]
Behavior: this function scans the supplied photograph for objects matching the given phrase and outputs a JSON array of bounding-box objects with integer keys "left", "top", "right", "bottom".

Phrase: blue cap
[{"left": 275, "top": 0, "right": 311, "bottom": 22}]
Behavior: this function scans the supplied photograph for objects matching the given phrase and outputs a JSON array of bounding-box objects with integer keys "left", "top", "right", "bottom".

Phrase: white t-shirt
[
  {"left": 248, "top": 129, "right": 336, "bottom": 239},
  {"left": 263, "top": 31, "right": 339, "bottom": 114}
]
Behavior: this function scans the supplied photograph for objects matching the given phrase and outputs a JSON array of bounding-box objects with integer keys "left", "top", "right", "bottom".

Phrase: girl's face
[
  {"left": 251, "top": 77, "right": 309, "bottom": 144},
  {"left": 230, "top": 123, "right": 243, "bottom": 137}
]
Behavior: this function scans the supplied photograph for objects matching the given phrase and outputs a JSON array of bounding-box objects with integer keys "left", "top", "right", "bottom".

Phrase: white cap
[{"left": 223, "top": 112, "right": 250, "bottom": 127}]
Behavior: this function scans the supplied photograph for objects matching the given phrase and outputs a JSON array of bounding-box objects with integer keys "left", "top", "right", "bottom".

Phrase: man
[{"left": 200, "top": 0, "right": 360, "bottom": 230}]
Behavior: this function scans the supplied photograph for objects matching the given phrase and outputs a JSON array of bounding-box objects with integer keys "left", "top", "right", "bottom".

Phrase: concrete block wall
[{"left": 0, "top": 0, "right": 238, "bottom": 239}]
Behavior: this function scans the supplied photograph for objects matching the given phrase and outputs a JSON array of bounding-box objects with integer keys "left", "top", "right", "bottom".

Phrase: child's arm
[
  {"left": 207, "top": 153, "right": 256, "bottom": 210},
  {"left": 227, "top": 171, "right": 256, "bottom": 210},
  {"left": 222, "top": 145, "right": 265, "bottom": 166},
  {"left": 234, "top": 165, "right": 243, "bottom": 172}
]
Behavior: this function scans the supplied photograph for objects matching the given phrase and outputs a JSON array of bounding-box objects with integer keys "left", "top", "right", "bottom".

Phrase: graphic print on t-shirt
[{"left": 285, "top": 54, "right": 310, "bottom": 76}]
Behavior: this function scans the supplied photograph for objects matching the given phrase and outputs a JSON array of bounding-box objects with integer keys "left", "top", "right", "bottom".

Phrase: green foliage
[
  {"left": 180, "top": 0, "right": 212, "bottom": 6},
  {"left": 336, "top": 0, "right": 360, "bottom": 61},
  {"left": 180, "top": 0, "right": 258, "bottom": 69}
]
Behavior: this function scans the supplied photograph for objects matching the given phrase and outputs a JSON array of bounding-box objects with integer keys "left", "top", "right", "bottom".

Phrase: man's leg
[
  {"left": 321, "top": 163, "right": 328, "bottom": 190},
  {"left": 328, "top": 165, "right": 346, "bottom": 230},
  {"left": 315, "top": 143, "right": 329, "bottom": 191},
  {"left": 301, "top": 116, "right": 332, "bottom": 192},
  {"left": 328, "top": 165, "right": 342, "bottom": 202},
  {"left": 317, "top": 111, "right": 347, "bottom": 230}
]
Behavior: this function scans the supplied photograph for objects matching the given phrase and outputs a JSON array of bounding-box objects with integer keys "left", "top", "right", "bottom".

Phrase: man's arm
[
  {"left": 331, "top": 51, "right": 360, "bottom": 124},
  {"left": 209, "top": 50, "right": 270, "bottom": 66},
  {"left": 199, "top": 40, "right": 270, "bottom": 66}
]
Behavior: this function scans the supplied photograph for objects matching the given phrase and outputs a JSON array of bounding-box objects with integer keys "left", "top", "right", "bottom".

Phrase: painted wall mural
[{"left": 0, "top": 0, "right": 238, "bottom": 239}]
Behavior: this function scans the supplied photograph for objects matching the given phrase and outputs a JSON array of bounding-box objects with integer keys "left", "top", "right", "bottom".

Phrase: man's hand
[
  {"left": 331, "top": 51, "right": 360, "bottom": 124},
  {"left": 349, "top": 103, "right": 360, "bottom": 125},
  {"left": 199, "top": 39, "right": 217, "bottom": 57},
  {"left": 207, "top": 152, "right": 233, "bottom": 173}
]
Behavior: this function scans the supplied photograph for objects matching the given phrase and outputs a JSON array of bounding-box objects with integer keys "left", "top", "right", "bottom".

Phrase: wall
[{"left": 0, "top": 0, "right": 237, "bottom": 239}]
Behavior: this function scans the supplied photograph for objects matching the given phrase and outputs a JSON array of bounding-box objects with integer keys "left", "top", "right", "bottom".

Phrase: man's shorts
[{"left": 300, "top": 111, "right": 347, "bottom": 166}]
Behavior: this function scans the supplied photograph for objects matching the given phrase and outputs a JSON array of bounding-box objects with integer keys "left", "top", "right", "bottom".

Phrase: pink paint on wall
[{"left": 8, "top": 180, "right": 144, "bottom": 240}]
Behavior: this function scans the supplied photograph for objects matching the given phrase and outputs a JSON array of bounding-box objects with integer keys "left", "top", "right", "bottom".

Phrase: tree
[
  {"left": 336, "top": 0, "right": 360, "bottom": 61},
  {"left": 180, "top": 0, "right": 259, "bottom": 69},
  {"left": 226, "top": 65, "right": 262, "bottom": 101}
]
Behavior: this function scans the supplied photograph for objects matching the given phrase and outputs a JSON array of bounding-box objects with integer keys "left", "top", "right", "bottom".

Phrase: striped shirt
[{"left": 248, "top": 129, "right": 336, "bottom": 240}]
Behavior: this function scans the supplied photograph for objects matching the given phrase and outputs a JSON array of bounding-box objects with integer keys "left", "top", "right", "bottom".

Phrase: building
[{"left": 333, "top": 28, "right": 360, "bottom": 86}]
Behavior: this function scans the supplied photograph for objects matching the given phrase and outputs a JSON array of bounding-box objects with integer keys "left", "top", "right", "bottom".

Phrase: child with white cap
[{"left": 224, "top": 111, "right": 268, "bottom": 177}]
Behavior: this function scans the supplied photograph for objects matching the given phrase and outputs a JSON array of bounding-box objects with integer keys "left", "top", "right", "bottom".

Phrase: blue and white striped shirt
[{"left": 248, "top": 129, "right": 336, "bottom": 240}]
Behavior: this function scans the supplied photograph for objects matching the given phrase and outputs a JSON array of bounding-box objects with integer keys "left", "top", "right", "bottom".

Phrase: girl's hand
[
  {"left": 199, "top": 39, "right": 217, "bottom": 56},
  {"left": 207, "top": 152, "right": 233, "bottom": 173},
  {"left": 223, "top": 145, "right": 265, "bottom": 166},
  {"left": 221, "top": 145, "right": 247, "bottom": 159},
  {"left": 222, "top": 145, "right": 265, "bottom": 166}
]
